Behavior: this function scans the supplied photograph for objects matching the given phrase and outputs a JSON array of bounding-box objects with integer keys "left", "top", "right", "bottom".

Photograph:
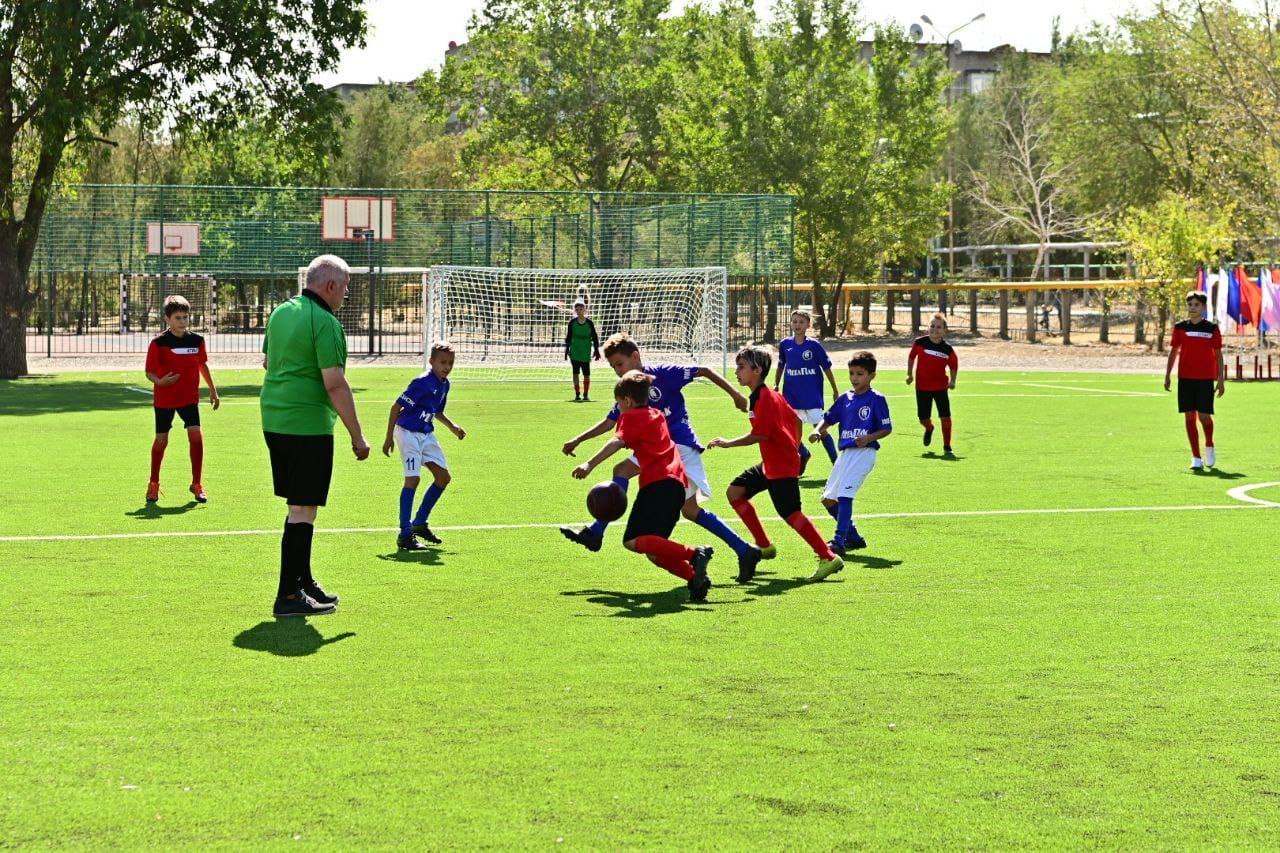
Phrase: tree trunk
[
  {"left": 1100, "top": 292, "right": 1111, "bottom": 343},
  {"left": 1156, "top": 302, "right": 1168, "bottom": 352},
  {"left": 0, "top": 247, "right": 32, "bottom": 378},
  {"left": 825, "top": 268, "right": 847, "bottom": 338}
]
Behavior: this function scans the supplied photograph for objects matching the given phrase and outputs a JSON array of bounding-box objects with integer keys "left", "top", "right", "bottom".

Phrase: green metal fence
[{"left": 25, "top": 185, "right": 794, "bottom": 356}]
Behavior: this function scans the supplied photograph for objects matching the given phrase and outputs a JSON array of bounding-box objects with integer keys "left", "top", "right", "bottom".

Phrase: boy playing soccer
[
  {"left": 571, "top": 371, "right": 714, "bottom": 602},
  {"left": 1164, "top": 291, "right": 1225, "bottom": 470},
  {"left": 906, "top": 313, "right": 959, "bottom": 454},
  {"left": 144, "top": 295, "right": 219, "bottom": 503},
  {"left": 774, "top": 310, "right": 840, "bottom": 467},
  {"left": 382, "top": 343, "right": 467, "bottom": 550},
  {"left": 564, "top": 299, "right": 601, "bottom": 402},
  {"left": 560, "top": 333, "right": 762, "bottom": 578},
  {"left": 812, "top": 351, "right": 892, "bottom": 555},
  {"left": 709, "top": 345, "right": 845, "bottom": 582}
]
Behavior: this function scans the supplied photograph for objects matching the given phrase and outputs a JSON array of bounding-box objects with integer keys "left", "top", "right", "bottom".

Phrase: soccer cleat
[
  {"left": 273, "top": 591, "right": 336, "bottom": 618},
  {"left": 1206, "top": 446, "right": 1216, "bottom": 467},
  {"left": 943, "top": 445, "right": 954, "bottom": 455},
  {"left": 827, "top": 538, "right": 846, "bottom": 558},
  {"left": 411, "top": 523, "right": 442, "bottom": 544},
  {"left": 559, "top": 525, "right": 602, "bottom": 553},
  {"left": 146, "top": 481, "right": 161, "bottom": 503},
  {"left": 846, "top": 535, "right": 868, "bottom": 551},
  {"left": 759, "top": 543, "right": 777, "bottom": 560},
  {"left": 582, "top": 395, "right": 591, "bottom": 403},
  {"left": 809, "top": 555, "right": 845, "bottom": 582},
  {"left": 303, "top": 580, "right": 338, "bottom": 606},
  {"left": 1190, "top": 457, "right": 1204, "bottom": 471},
  {"left": 923, "top": 426, "right": 934, "bottom": 447},
  {"left": 688, "top": 546, "right": 713, "bottom": 602},
  {"left": 574, "top": 394, "right": 581, "bottom": 402},
  {"left": 398, "top": 534, "right": 428, "bottom": 551},
  {"left": 736, "top": 547, "right": 762, "bottom": 583},
  {"left": 189, "top": 483, "right": 207, "bottom": 503}
]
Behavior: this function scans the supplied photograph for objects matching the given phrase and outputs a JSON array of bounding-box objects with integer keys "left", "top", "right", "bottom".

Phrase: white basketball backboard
[
  {"left": 146, "top": 222, "right": 201, "bottom": 256},
  {"left": 322, "top": 197, "right": 396, "bottom": 241}
]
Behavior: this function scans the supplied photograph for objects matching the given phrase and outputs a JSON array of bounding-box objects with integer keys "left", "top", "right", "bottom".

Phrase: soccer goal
[
  {"left": 119, "top": 273, "right": 218, "bottom": 336},
  {"left": 424, "top": 266, "right": 729, "bottom": 378}
]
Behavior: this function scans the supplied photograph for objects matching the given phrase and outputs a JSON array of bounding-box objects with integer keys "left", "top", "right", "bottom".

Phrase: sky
[{"left": 313, "top": 0, "right": 1164, "bottom": 87}]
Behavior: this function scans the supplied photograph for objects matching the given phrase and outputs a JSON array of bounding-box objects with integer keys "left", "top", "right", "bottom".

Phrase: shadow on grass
[
  {"left": 844, "top": 552, "right": 904, "bottom": 570},
  {"left": 126, "top": 501, "right": 200, "bottom": 519},
  {"left": 1193, "top": 468, "right": 1247, "bottom": 480},
  {"left": 377, "top": 548, "right": 446, "bottom": 566},
  {"left": 743, "top": 570, "right": 822, "bottom": 597},
  {"left": 233, "top": 620, "right": 355, "bottom": 657},
  {"left": 0, "top": 380, "right": 267, "bottom": 416},
  {"left": 561, "top": 585, "right": 720, "bottom": 618},
  {"left": 921, "top": 451, "right": 963, "bottom": 462}
]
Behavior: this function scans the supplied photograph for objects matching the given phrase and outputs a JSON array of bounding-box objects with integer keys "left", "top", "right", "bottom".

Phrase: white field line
[
  {"left": 1226, "top": 482, "right": 1280, "bottom": 507},
  {"left": 1, "top": 501, "right": 1274, "bottom": 544},
  {"left": 983, "top": 380, "right": 1163, "bottom": 397}
]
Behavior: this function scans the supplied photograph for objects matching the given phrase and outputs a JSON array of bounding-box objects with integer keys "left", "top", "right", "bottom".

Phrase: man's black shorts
[
  {"left": 264, "top": 432, "right": 335, "bottom": 507},
  {"left": 154, "top": 404, "right": 200, "bottom": 433},
  {"left": 1177, "top": 378, "right": 1216, "bottom": 414},
  {"left": 730, "top": 464, "right": 801, "bottom": 518},
  {"left": 570, "top": 358, "right": 591, "bottom": 377},
  {"left": 622, "top": 478, "right": 685, "bottom": 542},
  {"left": 915, "top": 389, "right": 951, "bottom": 420}
]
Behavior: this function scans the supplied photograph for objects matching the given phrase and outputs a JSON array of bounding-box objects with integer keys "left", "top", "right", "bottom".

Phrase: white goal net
[{"left": 425, "top": 266, "right": 728, "bottom": 377}]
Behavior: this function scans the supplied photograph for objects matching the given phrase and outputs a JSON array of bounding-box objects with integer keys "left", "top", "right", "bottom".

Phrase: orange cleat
[
  {"left": 146, "top": 481, "right": 161, "bottom": 503},
  {"left": 190, "top": 483, "right": 208, "bottom": 504}
]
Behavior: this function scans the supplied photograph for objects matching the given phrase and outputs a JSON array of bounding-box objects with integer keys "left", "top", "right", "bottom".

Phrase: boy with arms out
[
  {"left": 382, "top": 343, "right": 467, "bottom": 550},
  {"left": 572, "top": 371, "right": 714, "bottom": 602},
  {"left": 773, "top": 311, "right": 840, "bottom": 466},
  {"left": 145, "top": 295, "right": 219, "bottom": 503},
  {"left": 709, "top": 345, "right": 845, "bottom": 582},
  {"left": 812, "top": 351, "right": 892, "bottom": 555},
  {"left": 906, "top": 313, "right": 959, "bottom": 454},
  {"left": 1164, "top": 291, "right": 1225, "bottom": 470},
  {"left": 560, "top": 333, "right": 762, "bottom": 578},
  {"left": 564, "top": 299, "right": 601, "bottom": 402}
]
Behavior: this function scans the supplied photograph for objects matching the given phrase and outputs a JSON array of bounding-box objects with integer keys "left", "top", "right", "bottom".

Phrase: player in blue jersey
[
  {"left": 382, "top": 343, "right": 467, "bottom": 551},
  {"left": 774, "top": 310, "right": 840, "bottom": 468},
  {"left": 560, "top": 332, "right": 765, "bottom": 578},
  {"left": 810, "top": 350, "right": 892, "bottom": 555}
]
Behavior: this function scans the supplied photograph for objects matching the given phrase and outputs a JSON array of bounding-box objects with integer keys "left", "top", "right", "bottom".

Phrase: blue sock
[
  {"left": 835, "top": 497, "right": 854, "bottom": 544},
  {"left": 413, "top": 483, "right": 445, "bottom": 526},
  {"left": 587, "top": 518, "right": 609, "bottom": 537},
  {"left": 821, "top": 433, "right": 837, "bottom": 463},
  {"left": 799, "top": 443, "right": 812, "bottom": 462},
  {"left": 612, "top": 475, "right": 630, "bottom": 494},
  {"left": 399, "top": 487, "right": 416, "bottom": 537},
  {"left": 694, "top": 508, "right": 751, "bottom": 557}
]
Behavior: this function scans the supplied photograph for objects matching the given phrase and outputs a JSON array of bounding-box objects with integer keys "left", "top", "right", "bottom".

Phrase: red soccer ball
[{"left": 586, "top": 481, "right": 627, "bottom": 523}]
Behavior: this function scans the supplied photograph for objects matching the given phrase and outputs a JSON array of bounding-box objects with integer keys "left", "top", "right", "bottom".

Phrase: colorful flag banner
[
  {"left": 1236, "top": 264, "right": 1262, "bottom": 327},
  {"left": 1261, "top": 267, "right": 1280, "bottom": 333}
]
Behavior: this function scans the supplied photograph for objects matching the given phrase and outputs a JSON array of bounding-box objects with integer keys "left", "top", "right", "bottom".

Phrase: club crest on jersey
[
  {"left": 802, "top": 349, "right": 814, "bottom": 361},
  {"left": 648, "top": 386, "right": 663, "bottom": 402},
  {"left": 858, "top": 405, "right": 872, "bottom": 420}
]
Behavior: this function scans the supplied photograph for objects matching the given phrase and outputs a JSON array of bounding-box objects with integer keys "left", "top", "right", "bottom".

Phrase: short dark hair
[
  {"left": 1186, "top": 291, "right": 1209, "bottom": 306},
  {"left": 735, "top": 344, "right": 772, "bottom": 376},
  {"left": 163, "top": 295, "right": 190, "bottom": 317},
  {"left": 848, "top": 350, "right": 877, "bottom": 373},
  {"left": 430, "top": 342, "right": 455, "bottom": 359},
  {"left": 615, "top": 369, "right": 651, "bottom": 406},
  {"left": 790, "top": 310, "right": 812, "bottom": 323},
  {"left": 603, "top": 332, "right": 639, "bottom": 359}
]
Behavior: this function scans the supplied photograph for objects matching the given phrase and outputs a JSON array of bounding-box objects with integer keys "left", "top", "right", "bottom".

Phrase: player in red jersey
[
  {"left": 144, "top": 295, "right": 219, "bottom": 503},
  {"left": 1164, "top": 291, "right": 1225, "bottom": 470},
  {"left": 906, "top": 313, "right": 958, "bottom": 454},
  {"left": 572, "top": 371, "right": 714, "bottom": 602},
  {"left": 707, "top": 345, "right": 845, "bottom": 582}
]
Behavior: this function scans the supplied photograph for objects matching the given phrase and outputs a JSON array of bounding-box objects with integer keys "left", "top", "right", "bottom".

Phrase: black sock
[
  {"left": 277, "top": 521, "right": 315, "bottom": 598},
  {"left": 277, "top": 521, "right": 296, "bottom": 599},
  {"left": 293, "top": 522, "right": 315, "bottom": 587}
]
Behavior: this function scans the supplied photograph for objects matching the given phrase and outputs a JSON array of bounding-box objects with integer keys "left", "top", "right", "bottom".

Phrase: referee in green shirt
[{"left": 261, "top": 255, "right": 370, "bottom": 617}]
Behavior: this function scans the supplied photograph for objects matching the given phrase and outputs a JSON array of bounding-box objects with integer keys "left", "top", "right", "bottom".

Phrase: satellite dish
[
  {"left": 909, "top": 23, "right": 924, "bottom": 41},
  {"left": 951, "top": 39, "right": 963, "bottom": 54}
]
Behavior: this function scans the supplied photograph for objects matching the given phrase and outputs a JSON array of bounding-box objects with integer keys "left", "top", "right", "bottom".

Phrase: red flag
[{"left": 1236, "top": 265, "right": 1262, "bottom": 326}]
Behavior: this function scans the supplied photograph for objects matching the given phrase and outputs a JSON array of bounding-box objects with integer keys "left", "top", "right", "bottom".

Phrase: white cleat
[
  {"left": 1190, "top": 457, "right": 1204, "bottom": 470},
  {"left": 1205, "top": 446, "right": 1216, "bottom": 467}
]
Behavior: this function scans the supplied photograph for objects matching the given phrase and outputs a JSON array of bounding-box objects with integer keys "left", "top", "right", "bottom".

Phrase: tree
[{"left": 0, "top": 1, "right": 365, "bottom": 378}]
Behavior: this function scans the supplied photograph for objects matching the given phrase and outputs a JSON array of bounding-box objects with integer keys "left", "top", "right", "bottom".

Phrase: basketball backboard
[
  {"left": 146, "top": 222, "right": 201, "bottom": 256},
  {"left": 322, "top": 197, "right": 396, "bottom": 241}
]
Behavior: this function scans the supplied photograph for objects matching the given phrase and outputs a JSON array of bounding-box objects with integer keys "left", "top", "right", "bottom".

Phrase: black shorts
[
  {"left": 730, "top": 465, "right": 801, "bottom": 518},
  {"left": 622, "top": 478, "right": 685, "bottom": 542},
  {"left": 1177, "top": 379, "right": 1215, "bottom": 414},
  {"left": 916, "top": 389, "right": 951, "bottom": 420},
  {"left": 155, "top": 404, "right": 200, "bottom": 433},
  {"left": 570, "top": 359, "right": 591, "bottom": 377},
  {"left": 264, "top": 432, "right": 335, "bottom": 507}
]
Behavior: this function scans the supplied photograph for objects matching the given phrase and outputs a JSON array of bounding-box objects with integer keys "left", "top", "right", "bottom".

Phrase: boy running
[
  {"left": 382, "top": 343, "right": 467, "bottom": 550},
  {"left": 572, "top": 371, "right": 714, "bottom": 602},
  {"left": 906, "top": 313, "right": 959, "bottom": 454},
  {"left": 709, "top": 345, "right": 845, "bottom": 582},
  {"left": 144, "top": 295, "right": 219, "bottom": 503},
  {"left": 812, "top": 351, "right": 892, "bottom": 555},
  {"left": 1164, "top": 291, "right": 1225, "bottom": 470},
  {"left": 564, "top": 299, "right": 601, "bottom": 402},
  {"left": 560, "top": 333, "right": 761, "bottom": 577},
  {"left": 774, "top": 310, "right": 840, "bottom": 467}
]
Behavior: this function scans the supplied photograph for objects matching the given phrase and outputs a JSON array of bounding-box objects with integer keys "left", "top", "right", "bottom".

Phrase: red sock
[
  {"left": 584, "top": 377, "right": 591, "bottom": 397},
  {"left": 188, "top": 430, "right": 204, "bottom": 483},
  {"left": 653, "top": 554, "right": 695, "bottom": 581},
  {"left": 730, "top": 499, "right": 771, "bottom": 547},
  {"left": 921, "top": 418, "right": 934, "bottom": 430},
  {"left": 1184, "top": 412, "right": 1201, "bottom": 457},
  {"left": 633, "top": 535, "right": 695, "bottom": 565},
  {"left": 150, "top": 438, "right": 166, "bottom": 482},
  {"left": 787, "top": 511, "right": 835, "bottom": 560},
  {"left": 1201, "top": 416, "right": 1214, "bottom": 447},
  {"left": 573, "top": 376, "right": 581, "bottom": 395},
  {"left": 941, "top": 418, "right": 953, "bottom": 446}
]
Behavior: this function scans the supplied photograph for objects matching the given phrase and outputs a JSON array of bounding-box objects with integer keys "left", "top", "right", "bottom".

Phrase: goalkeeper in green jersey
[{"left": 564, "top": 299, "right": 601, "bottom": 402}]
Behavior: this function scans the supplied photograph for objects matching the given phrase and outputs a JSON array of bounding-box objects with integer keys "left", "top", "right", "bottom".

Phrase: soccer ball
[{"left": 586, "top": 481, "right": 627, "bottom": 523}]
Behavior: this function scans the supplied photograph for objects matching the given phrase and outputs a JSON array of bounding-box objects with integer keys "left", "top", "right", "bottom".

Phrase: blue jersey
[
  {"left": 823, "top": 388, "right": 891, "bottom": 451},
  {"left": 395, "top": 371, "right": 450, "bottom": 433},
  {"left": 778, "top": 337, "right": 831, "bottom": 410},
  {"left": 607, "top": 363, "right": 702, "bottom": 451}
]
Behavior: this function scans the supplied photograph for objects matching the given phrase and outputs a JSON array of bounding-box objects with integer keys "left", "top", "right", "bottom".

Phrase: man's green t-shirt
[
  {"left": 565, "top": 317, "right": 599, "bottom": 362},
  {"left": 260, "top": 290, "right": 347, "bottom": 435}
]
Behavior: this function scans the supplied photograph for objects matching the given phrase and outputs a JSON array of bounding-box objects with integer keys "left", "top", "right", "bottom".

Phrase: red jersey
[
  {"left": 910, "top": 336, "right": 957, "bottom": 391},
  {"left": 615, "top": 406, "right": 687, "bottom": 488},
  {"left": 145, "top": 331, "right": 207, "bottom": 408},
  {"left": 1171, "top": 320, "right": 1222, "bottom": 380},
  {"left": 748, "top": 385, "right": 802, "bottom": 480}
]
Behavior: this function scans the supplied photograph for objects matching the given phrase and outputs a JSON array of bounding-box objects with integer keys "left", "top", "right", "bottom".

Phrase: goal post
[{"left": 424, "top": 266, "right": 729, "bottom": 378}]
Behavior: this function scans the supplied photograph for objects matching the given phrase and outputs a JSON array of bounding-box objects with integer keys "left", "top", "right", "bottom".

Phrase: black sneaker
[
  {"left": 688, "top": 546, "right": 713, "bottom": 602},
  {"left": 303, "top": 580, "right": 338, "bottom": 606},
  {"left": 736, "top": 546, "right": 761, "bottom": 583},
  {"left": 943, "top": 445, "right": 953, "bottom": 455},
  {"left": 273, "top": 591, "right": 336, "bottom": 617},
  {"left": 559, "top": 525, "right": 603, "bottom": 553},
  {"left": 846, "top": 535, "right": 868, "bottom": 551},
  {"left": 827, "top": 538, "right": 846, "bottom": 557},
  {"left": 411, "top": 523, "right": 442, "bottom": 544},
  {"left": 582, "top": 395, "right": 591, "bottom": 403},
  {"left": 923, "top": 427, "right": 934, "bottom": 447},
  {"left": 574, "top": 394, "right": 581, "bottom": 402},
  {"left": 398, "top": 534, "right": 427, "bottom": 551}
]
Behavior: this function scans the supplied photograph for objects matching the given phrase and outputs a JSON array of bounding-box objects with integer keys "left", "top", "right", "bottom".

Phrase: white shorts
[
  {"left": 395, "top": 426, "right": 448, "bottom": 477},
  {"left": 796, "top": 408, "right": 826, "bottom": 427},
  {"left": 821, "top": 447, "right": 877, "bottom": 501},
  {"left": 627, "top": 443, "right": 711, "bottom": 501}
]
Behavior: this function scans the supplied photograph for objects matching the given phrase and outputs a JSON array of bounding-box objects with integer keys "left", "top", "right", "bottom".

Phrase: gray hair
[{"left": 305, "top": 254, "right": 351, "bottom": 289}]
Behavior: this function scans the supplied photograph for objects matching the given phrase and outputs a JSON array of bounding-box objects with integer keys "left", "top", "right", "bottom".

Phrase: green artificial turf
[{"left": 2, "top": 367, "right": 1278, "bottom": 848}]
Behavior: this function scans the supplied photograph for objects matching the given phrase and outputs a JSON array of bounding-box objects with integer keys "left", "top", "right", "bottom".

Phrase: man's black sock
[{"left": 292, "top": 521, "right": 315, "bottom": 587}]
